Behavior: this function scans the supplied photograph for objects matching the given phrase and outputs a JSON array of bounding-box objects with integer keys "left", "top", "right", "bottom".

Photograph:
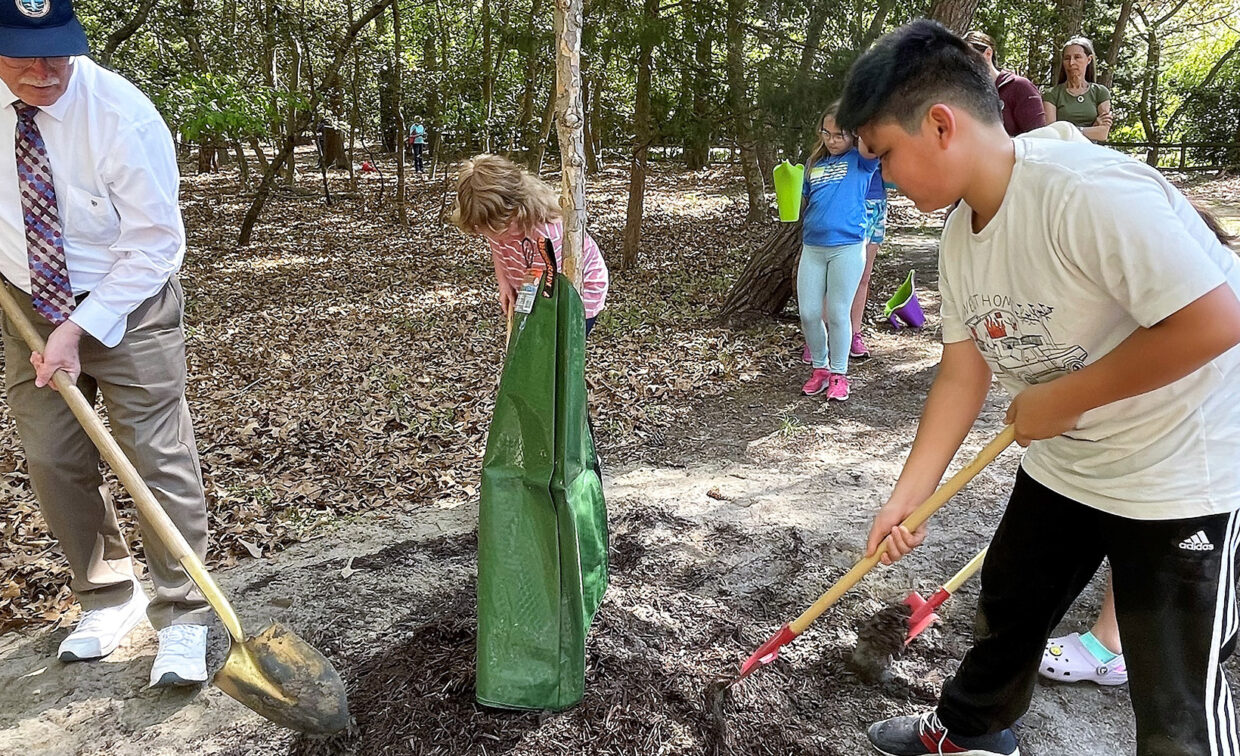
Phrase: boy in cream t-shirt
[{"left": 837, "top": 20, "right": 1240, "bottom": 756}]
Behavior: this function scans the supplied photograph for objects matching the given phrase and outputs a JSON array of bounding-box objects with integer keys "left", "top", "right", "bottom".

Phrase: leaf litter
[{"left": 1, "top": 155, "right": 781, "bottom": 630}]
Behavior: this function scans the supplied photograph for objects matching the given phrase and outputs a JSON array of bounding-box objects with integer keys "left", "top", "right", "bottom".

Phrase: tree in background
[{"left": 70, "top": 0, "right": 1240, "bottom": 253}]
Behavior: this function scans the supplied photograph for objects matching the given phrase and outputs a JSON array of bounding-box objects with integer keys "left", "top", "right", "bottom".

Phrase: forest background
[{"left": 72, "top": 0, "right": 1240, "bottom": 262}]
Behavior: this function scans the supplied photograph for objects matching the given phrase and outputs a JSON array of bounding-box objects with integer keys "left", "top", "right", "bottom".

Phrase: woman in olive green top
[{"left": 1043, "top": 36, "right": 1113, "bottom": 142}]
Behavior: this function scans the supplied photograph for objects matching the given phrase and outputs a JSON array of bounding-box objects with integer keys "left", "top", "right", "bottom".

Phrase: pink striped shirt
[{"left": 487, "top": 220, "right": 609, "bottom": 318}]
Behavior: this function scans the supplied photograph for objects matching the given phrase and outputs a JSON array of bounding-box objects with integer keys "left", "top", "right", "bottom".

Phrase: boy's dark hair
[{"left": 837, "top": 19, "right": 1001, "bottom": 134}]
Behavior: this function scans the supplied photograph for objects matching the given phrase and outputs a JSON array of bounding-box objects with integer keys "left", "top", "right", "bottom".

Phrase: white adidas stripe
[{"left": 1206, "top": 512, "right": 1240, "bottom": 756}]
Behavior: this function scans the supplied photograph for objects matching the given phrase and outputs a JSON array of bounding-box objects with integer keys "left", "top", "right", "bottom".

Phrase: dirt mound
[{"left": 286, "top": 498, "right": 948, "bottom": 756}]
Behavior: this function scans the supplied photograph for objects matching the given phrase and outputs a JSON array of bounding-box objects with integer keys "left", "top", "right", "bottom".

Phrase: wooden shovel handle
[
  {"left": 788, "top": 424, "right": 1015, "bottom": 635},
  {"left": 0, "top": 283, "right": 246, "bottom": 642}
]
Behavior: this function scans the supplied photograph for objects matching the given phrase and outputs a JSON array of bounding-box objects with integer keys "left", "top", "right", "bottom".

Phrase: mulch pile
[{"left": 281, "top": 499, "right": 948, "bottom": 756}]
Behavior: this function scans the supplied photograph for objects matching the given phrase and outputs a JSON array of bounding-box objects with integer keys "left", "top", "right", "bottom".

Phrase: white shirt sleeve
[
  {"left": 1055, "top": 164, "right": 1226, "bottom": 328},
  {"left": 68, "top": 118, "right": 186, "bottom": 347},
  {"left": 938, "top": 212, "right": 971, "bottom": 344}
]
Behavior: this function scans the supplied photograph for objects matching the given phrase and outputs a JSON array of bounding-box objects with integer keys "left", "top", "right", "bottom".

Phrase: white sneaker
[
  {"left": 149, "top": 624, "right": 209, "bottom": 688},
  {"left": 57, "top": 584, "right": 150, "bottom": 662}
]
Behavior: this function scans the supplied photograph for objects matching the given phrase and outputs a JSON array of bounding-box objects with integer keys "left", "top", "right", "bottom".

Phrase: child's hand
[
  {"left": 497, "top": 284, "right": 516, "bottom": 316},
  {"left": 866, "top": 490, "right": 930, "bottom": 565},
  {"left": 1005, "top": 382, "right": 1082, "bottom": 446}
]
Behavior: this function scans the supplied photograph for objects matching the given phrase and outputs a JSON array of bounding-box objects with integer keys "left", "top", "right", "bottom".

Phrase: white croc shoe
[
  {"left": 150, "top": 624, "right": 209, "bottom": 688},
  {"left": 57, "top": 584, "right": 149, "bottom": 662},
  {"left": 1040, "top": 632, "right": 1127, "bottom": 686}
]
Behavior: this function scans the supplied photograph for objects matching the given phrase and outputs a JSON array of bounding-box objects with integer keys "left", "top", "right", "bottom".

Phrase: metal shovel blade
[{"left": 213, "top": 622, "right": 351, "bottom": 736}]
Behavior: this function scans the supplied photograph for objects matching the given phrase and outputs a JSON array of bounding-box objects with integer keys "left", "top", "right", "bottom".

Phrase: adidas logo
[{"left": 1179, "top": 531, "right": 1215, "bottom": 551}]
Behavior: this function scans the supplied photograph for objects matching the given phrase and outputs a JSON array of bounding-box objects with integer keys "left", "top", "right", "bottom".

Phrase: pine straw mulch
[{"left": 0, "top": 156, "right": 788, "bottom": 631}]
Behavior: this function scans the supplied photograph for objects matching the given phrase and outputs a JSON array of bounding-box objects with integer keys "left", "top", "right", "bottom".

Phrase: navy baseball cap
[{"left": 0, "top": 0, "right": 90, "bottom": 58}]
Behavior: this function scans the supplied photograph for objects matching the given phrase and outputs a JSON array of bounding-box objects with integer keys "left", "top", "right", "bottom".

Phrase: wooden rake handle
[
  {"left": 944, "top": 546, "right": 988, "bottom": 594},
  {"left": 788, "top": 424, "right": 1016, "bottom": 635},
  {"left": 0, "top": 283, "right": 246, "bottom": 642}
]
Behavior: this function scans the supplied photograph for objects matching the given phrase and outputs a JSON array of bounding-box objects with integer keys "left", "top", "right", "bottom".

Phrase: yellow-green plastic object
[
  {"left": 476, "top": 239, "right": 608, "bottom": 711},
  {"left": 773, "top": 160, "right": 805, "bottom": 222},
  {"left": 884, "top": 269, "right": 916, "bottom": 317}
]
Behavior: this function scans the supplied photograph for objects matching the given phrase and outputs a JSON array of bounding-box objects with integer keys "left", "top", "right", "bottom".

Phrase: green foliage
[
  {"left": 75, "top": 0, "right": 1240, "bottom": 166},
  {"left": 157, "top": 73, "right": 300, "bottom": 141}
]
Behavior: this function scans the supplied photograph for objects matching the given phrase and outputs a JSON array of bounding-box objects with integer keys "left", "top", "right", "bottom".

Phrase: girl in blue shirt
[{"left": 798, "top": 104, "right": 880, "bottom": 400}]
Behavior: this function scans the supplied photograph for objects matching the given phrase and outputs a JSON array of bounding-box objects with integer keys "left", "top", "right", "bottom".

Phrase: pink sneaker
[
  {"left": 826, "top": 373, "right": 850, "bottom": 401},
  {"left": 801, "top": 344, "right": 812, "bottom": 364},
  {"left": 849, "top": 333, "right": 869, "bottom": 358},
  {"left": 802, "top": 368, "right": 831, "bottom": 396}
]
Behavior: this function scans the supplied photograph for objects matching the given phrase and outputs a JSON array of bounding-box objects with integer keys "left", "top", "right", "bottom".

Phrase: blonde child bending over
[{"left": 451, "top": 154, "right": 609, "bottom": 336}]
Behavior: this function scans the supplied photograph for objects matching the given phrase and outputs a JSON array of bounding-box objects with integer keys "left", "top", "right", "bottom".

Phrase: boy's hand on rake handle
[{"left": 866, "top": 491, "right": 929, "bottom": 565}]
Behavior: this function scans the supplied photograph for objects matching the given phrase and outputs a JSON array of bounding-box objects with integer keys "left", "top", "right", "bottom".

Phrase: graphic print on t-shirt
[
  {"left": 962, "top": 295, "right": 1089, "bottom": 385},
  {"left": 808, "top": 161, "right": 848, "bottom": 186}
]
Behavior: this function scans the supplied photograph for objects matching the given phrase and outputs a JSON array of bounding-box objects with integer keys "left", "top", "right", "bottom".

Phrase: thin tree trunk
[
  {"left": 859, "top": 0, "right": 894, "bottom": 50},
  {"left": 685, "top": 0, "right": 712, "bottom": 170},
  {"left": 927, "top": 0, "right": 981, "bottom": 34},
  {"left": 1139, "top": 18, "right": 1160, "bottom": 166},
  {"left": 554, "top": 0, "right": 586, "bottom": 288},
  {"left": 1054, "top": 0, "right": 1086, "bottom": 51},
  {"left": 1100, "top": 0, "right": 1135, "bottom": 88},
  {"left": 516, "top": 0, "right": 547, "bottom": 158},
  {"left": 232, "top": 139, "right": 250, "bottom": 189},
  {"left": 423, "top": 29, "right": 441, "bottom": 158},
  {"left": 346, "top": 0, "right": 359, "bottom": 188},
  {"left": 98, "top": 0, "right": 157, "bottom": 66},
  {"left": 726, "top": 0, "right": 765, "bottom": 224},
  {"left": 582, "top": 73, "right": 599, "bottom": 172},
  {"left": 482, "top": 0, "right": 494, "bottom": 152},
  {"left": 376, "top": 11, "right": 398, "bottom": 152},
  {"left": 393, "top": 0, "right": 407, "bottom": 224},
  {"left": 284, "top": 36, "right": 302, "bottom": 185},
  {"left": 621, "top": 0, "right": 658, "bottom": 269},
  {"left": 534, "top": 79, "right": 557, "bottom": 173}
]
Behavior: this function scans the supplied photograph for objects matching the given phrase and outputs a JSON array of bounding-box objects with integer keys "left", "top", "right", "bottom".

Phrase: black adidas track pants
[{"left": 936, "top": 466, "right": 1240, "bottom": 755}]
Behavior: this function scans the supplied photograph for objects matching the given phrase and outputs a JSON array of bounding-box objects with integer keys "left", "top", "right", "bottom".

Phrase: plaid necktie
[{"left": 14, "top": 101, "right": 74, "bottom": 325}]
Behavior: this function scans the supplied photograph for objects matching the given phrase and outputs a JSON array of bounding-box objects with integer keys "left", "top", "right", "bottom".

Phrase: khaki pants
[{"left": 2, "top": 279, "right": 210, "bottom": 628}]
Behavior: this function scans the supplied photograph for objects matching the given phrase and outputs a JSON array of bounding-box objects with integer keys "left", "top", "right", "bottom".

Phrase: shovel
[
  {"left": 903, "top": 546, "right": 987, "bottom": 644},
  {"left": 733, "top": 424, "right": 1016, "bottom": 682},
  {"left": 0, "top": 284, "right": 350, "bottom": 735}
]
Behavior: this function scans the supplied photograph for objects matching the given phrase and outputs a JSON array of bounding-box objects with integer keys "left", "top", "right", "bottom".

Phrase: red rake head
[
  {"left": 736, "top": 623, "right": 797, "bottom": 681},
  {"left": 903, "top": 588, "right": 949, "bottom": 645}
]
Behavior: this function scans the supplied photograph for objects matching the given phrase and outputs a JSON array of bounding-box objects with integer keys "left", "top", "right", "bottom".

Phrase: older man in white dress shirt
[{"left": 0, "top": 0, "right": 211, "bottom": 686}]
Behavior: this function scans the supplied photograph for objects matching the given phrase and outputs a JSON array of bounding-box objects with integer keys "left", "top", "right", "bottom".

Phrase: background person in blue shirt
[
  {"left": 798, "top": 103, "right": 880, "bottom": 401},
  {"left": 852, "top": 168, "right": 889, "bottom": 358},
  {"left": 407, "top": 120, "right": 426, "bottom": 173}
]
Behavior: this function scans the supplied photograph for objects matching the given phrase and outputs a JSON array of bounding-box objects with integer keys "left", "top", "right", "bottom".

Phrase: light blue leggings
[{"left": 797, "top": 242, "right": 866, "bottom": 373}]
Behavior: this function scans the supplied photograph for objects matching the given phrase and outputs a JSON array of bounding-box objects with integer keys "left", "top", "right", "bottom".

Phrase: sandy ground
[{"left": 0, "top": 233, "right": 1169, "bottom": 756}]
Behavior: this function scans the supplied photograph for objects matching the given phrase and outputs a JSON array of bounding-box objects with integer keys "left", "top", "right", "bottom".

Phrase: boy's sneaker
[
  {"left": 826, "top": 373, "right": 850, "bottom": 401},
  {"left": 150, "top": 624, "right": 209, "bottom": 687},
  {"left": 868, "top": 711, "right": 1020, "bottom": 756},
  {"left": 801, "top": 344, "right": 812, "bottom": 364},
  {"left": 850, "top": 332, "right": 870, "bottom": 358},
  {"left": 1039, "top": 632, "right": 1127, "bottom": 685},
  {"left": 57, "top": 584, "right": 149, "bottom": 662},
  {"left": 802, "top": 368, "right": 832, "bottom": 396}
]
